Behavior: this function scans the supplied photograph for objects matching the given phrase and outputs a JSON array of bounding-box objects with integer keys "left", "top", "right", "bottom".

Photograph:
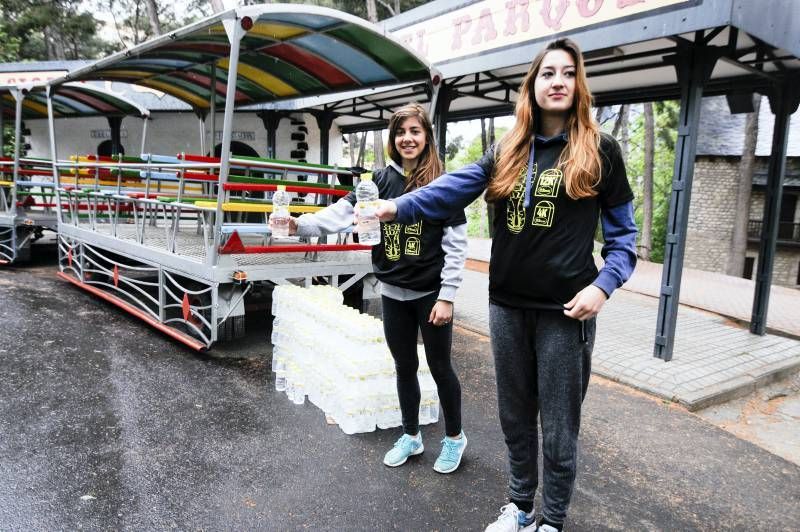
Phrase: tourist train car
[{"left": 43, "top": 5, "right": 437, "bottom": 349}]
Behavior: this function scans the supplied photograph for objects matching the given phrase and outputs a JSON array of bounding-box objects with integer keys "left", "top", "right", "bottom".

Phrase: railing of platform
[
  {"left": 0, "top": 156, "right": 60, "bottom": 263},
  {"left": 54, "top": 154, "right": 368, "bottom": 266},
  {"left": 1, "top": 157, "right": 59, "bottom": 217},
  {"left": 748, "top": 219, "right": 800, "bottom": 245}
]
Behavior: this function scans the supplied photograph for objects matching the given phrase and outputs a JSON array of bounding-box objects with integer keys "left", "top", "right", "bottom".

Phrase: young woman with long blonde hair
[
  {"left": 275, "top": 102, "right": 470, "bottom": 474},
  {"left": 376, "top": 39, "right": 637, "bottom": 531}
]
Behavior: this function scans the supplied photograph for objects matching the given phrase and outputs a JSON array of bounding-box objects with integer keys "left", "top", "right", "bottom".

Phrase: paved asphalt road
[{"left": 1, "top": 246, "right": 799, "bottom": 530}]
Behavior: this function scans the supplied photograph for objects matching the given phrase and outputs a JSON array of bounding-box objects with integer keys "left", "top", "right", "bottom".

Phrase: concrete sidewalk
[{"left": 458, "top": 238, "right": 800, "bottom": 410}]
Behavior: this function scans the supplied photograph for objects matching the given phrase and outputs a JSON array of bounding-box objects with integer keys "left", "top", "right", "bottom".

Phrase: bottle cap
[
  {"left": 277, "top": 184, "right": 286, "bottom": 191},
  {"left": 360, "top": 173, "right": 373, "bottom": 182}
]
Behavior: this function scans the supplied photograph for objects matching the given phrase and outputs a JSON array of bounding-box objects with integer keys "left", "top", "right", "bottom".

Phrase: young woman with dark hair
[
  {"left": 376, "top": 39, "right": 637, "bottom": 531},
  {"left": 274, "top": 102, "right": 469, "bottom": 473}
]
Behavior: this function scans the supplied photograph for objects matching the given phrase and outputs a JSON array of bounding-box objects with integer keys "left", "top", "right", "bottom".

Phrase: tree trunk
[
  {"left": 357, "top": 132, "right": 368, "bottom": 168},
  {"left": 44, "top": 26, "right": 66, "bottom": 60},
  {"left": 349, "top": 133, "right": 357, "bottom": 167},
  {"left": 612, "top": 104, "right": 629, "bottom": 161},
  {"left": 373, "top": 129, "right": 385, "bottom": 168},
  {"left": 640, "top": 102, "right": 655, "bottom": 261},
  {"left": 486, "top": 117, "right": 496, "bottom": 237},
  {"left": 726, "top": 96, "right": 761, "bottom": 277},
  {"left": 366, "top": 0, "right": 378, "bottom": 23},
  {"left": 595, "top": 106, "right": 604, "bottom": 124},
  {"left": 144, "top": 0, "right": 163, "bottom": 36},
  {"left": 133, "top": 2, "right": 143, "bottom": 44},
  {"left": 480, "top": 118, "right": 487, "bottom": 153}
]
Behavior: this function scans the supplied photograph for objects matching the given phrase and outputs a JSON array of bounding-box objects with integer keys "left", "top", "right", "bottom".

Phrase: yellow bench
[{"left": 193, "top": 201, "right": 324, "bottom": 213}]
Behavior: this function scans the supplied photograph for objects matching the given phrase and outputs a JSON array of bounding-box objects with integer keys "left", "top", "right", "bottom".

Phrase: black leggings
[{"left": 381, "top": 293, "right": 462, "bottom": 437}]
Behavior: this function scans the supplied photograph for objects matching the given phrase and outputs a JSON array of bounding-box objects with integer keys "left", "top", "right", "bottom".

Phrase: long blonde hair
[
  {"left": 386, "top": 102, "right": 444, "bottom": 191},
  {"left": 487, "top": 38, "right": 601, "bottom": 202}
]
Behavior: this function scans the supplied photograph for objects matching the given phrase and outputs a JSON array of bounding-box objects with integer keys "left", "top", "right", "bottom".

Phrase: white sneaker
[
  {"left": 537, "top": 525, "right": 559, "bottom": 532},
  {"left": 484, "top": 503, "right": 537, "bottom": 532}
]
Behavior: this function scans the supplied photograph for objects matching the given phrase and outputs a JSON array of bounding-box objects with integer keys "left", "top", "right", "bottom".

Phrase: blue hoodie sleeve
[
  {"left": 394, "top": 149, "right": 495, "bottom": 224},
  {"left": 592, "top": 200, "right": 638, "bottom": 298}
]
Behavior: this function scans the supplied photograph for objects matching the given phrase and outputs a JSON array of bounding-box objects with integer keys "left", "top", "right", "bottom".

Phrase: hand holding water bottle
[
  {"left": 355, "top": 174, "right": 381, "bottom": 246},
  {"left": 269, "top": 185, "right": 294, "bottom": 237},
  {"left": 269, "top": 213, "right": 298, "bottom": 236},
  {"left": 375, "top": 199, "right": 398, "bottom": 222}
]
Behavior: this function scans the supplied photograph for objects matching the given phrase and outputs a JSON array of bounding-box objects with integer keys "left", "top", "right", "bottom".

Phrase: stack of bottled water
[{"left": 270, "top": 284, "right": 439, "bottom": 434}]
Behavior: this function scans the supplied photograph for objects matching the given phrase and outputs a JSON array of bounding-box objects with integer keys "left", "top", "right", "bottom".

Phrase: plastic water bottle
[
  {"left": 271, "top": 184, "right": 291, "bottom": 237},
  {"left": 355, "top": 174, "right": 380, "bottom": 246}
]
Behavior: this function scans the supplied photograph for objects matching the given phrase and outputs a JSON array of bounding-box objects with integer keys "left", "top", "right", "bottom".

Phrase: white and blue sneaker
[
  {"left": 383, "top": 433, "right": 424, "bottom": 467},
  {"left": 433, "top": 431, "right": 467, "bottom": 473},
  {"left": 484, "top": 503, "right": 537, "bottom": 532}
]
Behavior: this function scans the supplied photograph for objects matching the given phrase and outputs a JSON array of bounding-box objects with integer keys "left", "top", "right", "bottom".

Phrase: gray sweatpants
[{"left": 489, "top": 303, "right": 595, "bottom": 526}]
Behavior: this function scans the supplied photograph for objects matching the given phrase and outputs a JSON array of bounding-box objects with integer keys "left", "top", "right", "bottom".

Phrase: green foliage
[
  {"left": 103, "top": 0, "right": 181, "bottom": 48},
  {"left": 2, "top": 126, "right": 14, "bottom": 158},
  {"left": 447, "top": 126, "right": 506, "bottom": 172},
  {"left": 624, "top": 101, "right": 680, "bottom": 263},
  {"left": 465, "top": 196, "right": 490, "bottom": 238},
  {"left": 0, "top": 22, "right": 21, "bottom": 61},
  {"left": 1, "top": 0, "right": 109, "bottom": 60},
  {"left": 445, "top": 135, "right": 462, "bottom": 162},
  {"left": 447, "top": 127, "right": 508, "bottom": 238},
  {"left": 265, "top": 0, "right": 430, "bottom": 20}
]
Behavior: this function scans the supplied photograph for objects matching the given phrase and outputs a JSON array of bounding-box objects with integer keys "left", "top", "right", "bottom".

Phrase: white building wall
[{"left": 26, "top": 111, "right": 345, "bottom": 171}]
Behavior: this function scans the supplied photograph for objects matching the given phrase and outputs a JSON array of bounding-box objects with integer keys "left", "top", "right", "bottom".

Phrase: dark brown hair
[{"left": 386, "top": 102, "right": 444, "bottom": 191}]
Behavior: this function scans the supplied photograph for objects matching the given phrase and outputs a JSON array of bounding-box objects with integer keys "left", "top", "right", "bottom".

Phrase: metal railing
[
  {"left": 747, "top": 219, "right": 800, "bottom": 244},
  {"left": 54, "top": 154, "right": 362, "bottom": 265}
]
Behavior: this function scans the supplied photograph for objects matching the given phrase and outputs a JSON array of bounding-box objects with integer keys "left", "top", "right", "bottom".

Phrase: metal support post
[
  {"left": 258, "top": 110, "right": 285, "bottom": 159},
  {"left": 47, "top": 85, "right": 65, "bottom": 224},
  {"left": 107, "top": 116, "right": 123, "bottom": 155},
  {"left": 210, "top": 16, "right": 246, "bottom": 266},
  {"left": 11, "top": 88, "right": 24, "bottom": 219},
  {"left": 654, "top": 40, "right": 721, "bottom": 361},
  {"left": 195, "top": 110, "right": 207, "bottom": 156},
  {"left": 0, "top": 97, "right": 4, "bottom": 157},
  {"left": 313, "top": 110, "right": 334, "bottom": 165},
  {"left": 140, "top": 114, "right": 149, "bottom": 155},
  {"left": 750, "top": 76, "right": 800, "bottom": 334},
  {"left": 312, "top": 110, "right": 336, "bottom": 198},
  {"left": 209, "top": 64, "right": 217, "bottom": 156},
  {"left": 431, "top": 81, "right": 452, "bottom": 162}
]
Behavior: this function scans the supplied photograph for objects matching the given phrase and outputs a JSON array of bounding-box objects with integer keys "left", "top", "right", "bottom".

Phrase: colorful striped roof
[
  {"left": 0, "top": 83, "right": 149, "bottom": 120},
  {"left": 56, "top": 5, "right": 432, "bottom": 111}
]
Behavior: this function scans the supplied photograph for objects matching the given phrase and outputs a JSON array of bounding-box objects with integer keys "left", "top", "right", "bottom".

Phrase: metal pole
[
  {"left": 46, "top": 86, "right": 64, "bottom": 225},
  {"left": 0, "top": 97, "right": 4, "bottom": 158},
  {"left": 210, "top": 19, "right": 245, "bottom": 265},
  {"left": 258, "top": 110, "right": 282, "bottom": 159},
  {"left": 11, "top": 88, "right": 23, "bottom": 219},
  {"left": 314, "top": 110, "right": 333, "bottom": 165},
  {"left": 209, "top": 64, "right": 217, "bottom": 156},
  {"left": 140, "top": 114, "right": 149, "bottom": 155},
  {"left": 750, "top": 78, "right": 800, "bottom": 334},
  {"left": 653, "top": 40, "right": 719, "bottom": 361},
  {"left": 198, "top": 115, "right": 206, "bottom": 156},
  {"left": 432, "top": 82, "right": 451, "bottom": 162},
  {"left": 107, "top": 116, "right": 122, "bottom": 155}
]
